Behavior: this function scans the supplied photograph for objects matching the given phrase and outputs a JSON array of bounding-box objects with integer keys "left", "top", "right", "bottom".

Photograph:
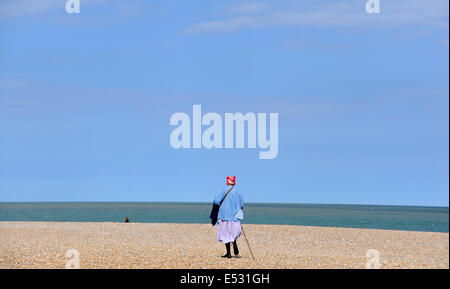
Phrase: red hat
[{"left": 227, "top": 176, "right": 236, "bottom": 186}]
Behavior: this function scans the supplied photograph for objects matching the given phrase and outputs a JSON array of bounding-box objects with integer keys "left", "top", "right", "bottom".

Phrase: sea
[{"left": 0, "top": 202, "right": 448, "bottom": 233}]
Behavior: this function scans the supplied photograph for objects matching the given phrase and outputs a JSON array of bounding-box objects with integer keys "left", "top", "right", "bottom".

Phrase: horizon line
[{"left": 0, "top": 201, "right": 448, "bottom": 209}]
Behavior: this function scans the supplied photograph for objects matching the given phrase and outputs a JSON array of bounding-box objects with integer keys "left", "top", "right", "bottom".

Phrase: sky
[{"left": 0, "top": 0, "right": 448, "bottom": 206}]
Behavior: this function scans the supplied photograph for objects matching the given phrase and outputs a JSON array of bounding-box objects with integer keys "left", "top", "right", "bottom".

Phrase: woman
[{"left": 214, "top": 176, "right": 244, "bottom": 258}]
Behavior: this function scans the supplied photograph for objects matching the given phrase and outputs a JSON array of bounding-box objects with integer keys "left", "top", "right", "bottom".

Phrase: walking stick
[{"left": 241, "top": 225, "right": 255, "bottom": 260}]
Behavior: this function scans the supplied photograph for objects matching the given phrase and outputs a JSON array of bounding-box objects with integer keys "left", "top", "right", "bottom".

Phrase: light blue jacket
[{"left": 214, "top": 186, "right": 244, "bottom": 222}]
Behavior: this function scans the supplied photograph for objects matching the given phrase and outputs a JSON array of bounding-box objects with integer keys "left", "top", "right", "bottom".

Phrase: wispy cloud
[{"left": 184, "top": 0, "right": 449, "bottom": 34}]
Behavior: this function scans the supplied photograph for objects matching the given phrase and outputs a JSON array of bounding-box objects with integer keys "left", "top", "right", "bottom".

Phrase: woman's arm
[
  {"left": 213, "top": 189, "right": 226, "bottom": 205},
  {"left": 239, "top": 192, "right": 244, "bottom": 209}
]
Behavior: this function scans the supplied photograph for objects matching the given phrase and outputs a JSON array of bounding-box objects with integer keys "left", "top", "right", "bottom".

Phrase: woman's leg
[
  {"left": 232, "top": 240, "right": 239, "bottom": 256},
  {"left": 222, "top": 242, "right": 231, "bottom": 258}
]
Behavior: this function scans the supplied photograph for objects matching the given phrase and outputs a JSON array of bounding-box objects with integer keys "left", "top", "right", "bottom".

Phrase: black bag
[{"left": 209, "top": 187, "right": 233, "bottom": 226}]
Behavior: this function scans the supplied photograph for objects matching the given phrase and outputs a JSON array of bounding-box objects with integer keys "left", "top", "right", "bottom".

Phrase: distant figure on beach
[
  {"left": 213, "top": 176, "right": 244, "bottom": 258},
  {"left": 124, "top": 217, "right": 130, "bottom": 223}
]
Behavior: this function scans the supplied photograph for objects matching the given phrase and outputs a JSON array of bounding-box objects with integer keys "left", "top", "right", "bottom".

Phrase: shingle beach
[{"left": 0, "top": 222, "right": 448, "bottom": 269}]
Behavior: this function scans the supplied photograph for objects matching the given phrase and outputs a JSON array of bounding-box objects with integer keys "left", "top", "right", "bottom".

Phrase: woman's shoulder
[{"left": 231, "top": 186, "right": 241, "bottom": 194}]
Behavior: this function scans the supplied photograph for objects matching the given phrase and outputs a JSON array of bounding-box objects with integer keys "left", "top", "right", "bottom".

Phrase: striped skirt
[{"left": 216, "top": 219, "right": 242, "bottom": 243}]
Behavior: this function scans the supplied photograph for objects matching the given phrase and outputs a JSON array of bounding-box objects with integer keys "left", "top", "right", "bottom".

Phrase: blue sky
[{"left": 0, "top": 0, "right": 448, "bottom": 206}]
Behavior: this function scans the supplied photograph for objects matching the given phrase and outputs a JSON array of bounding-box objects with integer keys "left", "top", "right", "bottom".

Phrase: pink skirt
[{"left": 216, "top": 219, "right": 242, "bottom": 243}]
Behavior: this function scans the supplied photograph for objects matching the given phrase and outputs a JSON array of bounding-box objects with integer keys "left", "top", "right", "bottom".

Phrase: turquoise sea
[{"left": 0, "top": 202, "right": 448, "bottom": 232}]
